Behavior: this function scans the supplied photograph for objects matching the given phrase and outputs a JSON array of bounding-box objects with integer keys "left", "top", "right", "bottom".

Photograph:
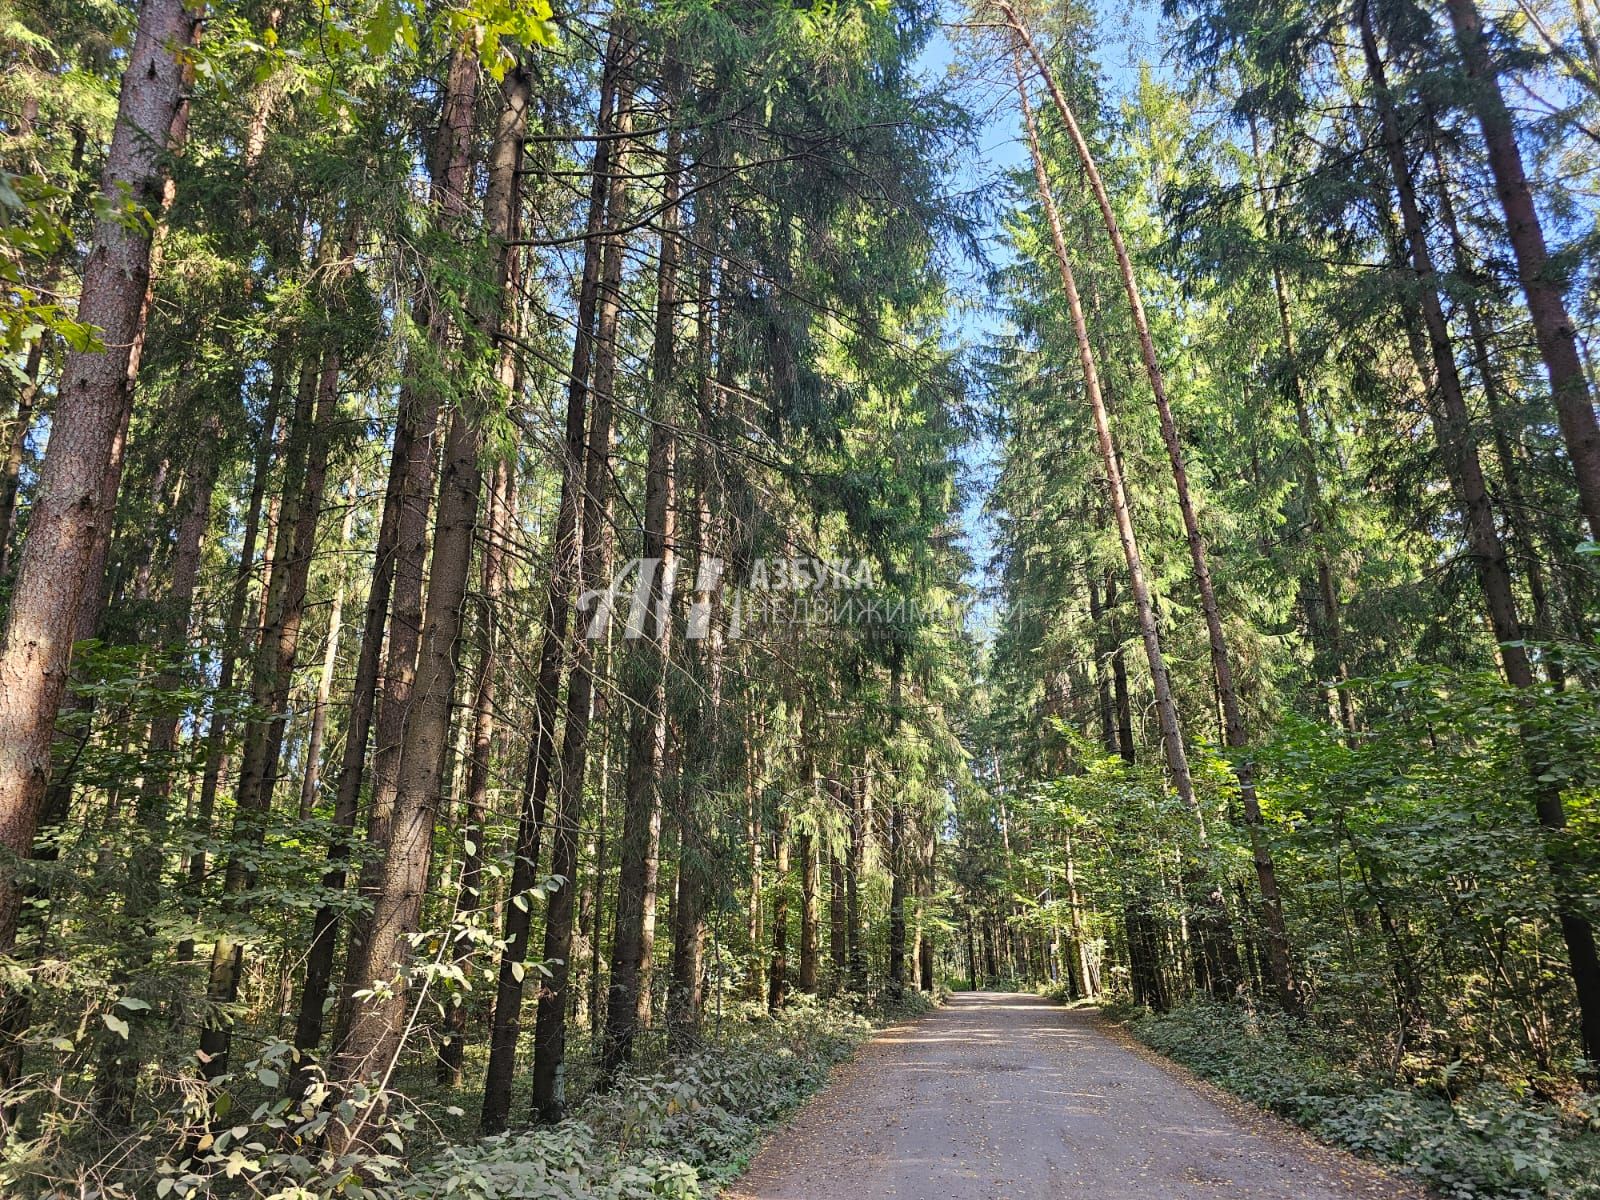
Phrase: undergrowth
[
  {"left": 407, "top": 991, "right": 936, "bottom": 1199},
  {"left": 1109, "top": 1000, "right": 1600, "bottom": 1200}
]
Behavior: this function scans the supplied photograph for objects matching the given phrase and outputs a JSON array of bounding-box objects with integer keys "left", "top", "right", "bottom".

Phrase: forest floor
[{"left": 725, "top": 992, "right": 1429, "bottom": 1200}]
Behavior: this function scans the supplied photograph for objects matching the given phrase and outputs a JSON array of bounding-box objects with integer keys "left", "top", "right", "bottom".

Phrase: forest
[{"left": 1, "top": 0, "right": 1598, "bottom": 1196}]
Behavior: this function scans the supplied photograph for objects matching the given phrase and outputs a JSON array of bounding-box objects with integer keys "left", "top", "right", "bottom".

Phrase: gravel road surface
[{"left": 726, "top": 991, "right": 1427, "bottom": 1200}]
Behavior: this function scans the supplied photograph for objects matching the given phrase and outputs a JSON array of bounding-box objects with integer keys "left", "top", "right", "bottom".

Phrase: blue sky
[{"left": 916, "top": 0, "right": 1166, "bottom": 636}]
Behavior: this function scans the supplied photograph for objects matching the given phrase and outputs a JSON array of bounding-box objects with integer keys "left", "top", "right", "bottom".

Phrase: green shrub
[
  {"left": 1123, "top": 1002, "right": 1600, "bottom": 1200},
  {"left": 407, "top": 995, "right": 926, "bottom": 1200}
]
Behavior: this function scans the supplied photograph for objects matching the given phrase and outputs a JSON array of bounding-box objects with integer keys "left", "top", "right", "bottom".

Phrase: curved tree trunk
[
  {"left": 1012, "top": 51, "right": 1192, "bottom": 808},
  {"left": 1008, "top": 16, "right": 1293, "bottom": 1011}
]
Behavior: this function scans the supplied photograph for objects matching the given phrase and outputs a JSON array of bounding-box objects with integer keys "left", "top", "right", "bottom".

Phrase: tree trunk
[
  {"left": 339, "top": 45, "right": 480, "bottom": 1017},
  {"left": 1361, "top": 0, "right": 1600, "bottom": 1060},
  {"left": 846, "top": 768, "right": 866, "bottom": 993},
  {"left": 667, "top": 276, "right": 724, "bottom": 1046},
  {"left": 126, "top": 419, "right": 221, "bottom": 921},
  {"left": 529, "top": 55, "right": 634, "bottom": 1124},
  {"left": 437, "top": 453, "right": 513, "bottom": 1085},
  {"left": 1247, "top": 116, "right": 1357, "bottom": 733},
  {"left": 886, "top": 657, "right": 908, "bottom": 995},
  {"left": 745, "top": 742, "right": 765, "bottom": 1001},
  {"left": 1013, "top": 14, "right": 1284, "bottom": 1007},
  {"left": 799, "top": 829, "right": 819, "bottom": 994},
  {"left": 1087, "top": 571, "right": 1119, "bottom": 755},
  {"left": 829, "top": 833, "right": 846, "bottom": 993},
  {"left": 290, "top": 391, "right": 412, "bottom": 1066},
  {"left": 1015, "top": 53, "right": 1262, "bottom": 1005},
  {"left": 1012, "top": 53, "right": 1193, "bottom": 805},
  {"left": 964, "top": 909, "right": 978, "bottom": 991},
  {"left": 299, "top": 482, "right": 356, "bottom": 819},
  {"left": 94, "top": 414, "right": 221, "bottom": 1122},
  {"left": 0, "top": 0, "right": 199, "bottom": 962},
  {"left": 1445, "top": 0, "right": 1600, "bottom": 540},
  {"left": 0, "top": 125, "right": 87, "bottom": 580},
  {"left": 176, "top": 382, "right": 279, "bottom": 970},
  {"left": 329, "top": 59, "right": 527, "bottom": 1123},
  {"left": 601, "top": 107, "right": 681, "bottom": 1081},
  {"left": 768, "top": 808, "right": 790, "bottom": 1011},
  {"left": 1126, "top": 898, "right": 1167, "bottom": 1012},
  {"left": 479, "top": 25, "right": 625, "bottom": 1134},
  {"left": 1064, "top": 828, "right": 1094, "bottom": 999},
  {"left": 587, "top": 783, "right": 609, "bottom": 1036},
  {"left": 1360, "top": 5, "right": 1529, "bottom": 674},
  {"left": 666, "top": 835, "right": 705, "bottom": 1045},
  {"left": 199, "top": 340, "right": 340, "bottom": 1081},
  {"left": 1106, "top": 574, "right": 1135, "bottom": 764},
  {"left": 1429, "top": 129, "right": 1565, "bottom": 676}
]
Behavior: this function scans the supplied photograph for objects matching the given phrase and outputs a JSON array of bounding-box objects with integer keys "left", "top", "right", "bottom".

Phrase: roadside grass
[
  {"left": 406, "top": 991, "right": 937, "bottom": 1199},
  {"left": 1104, "top": 999, "right": 1600, "bottom": 1200}
]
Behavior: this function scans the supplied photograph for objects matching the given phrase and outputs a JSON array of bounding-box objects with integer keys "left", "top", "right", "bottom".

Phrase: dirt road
[{"left": 727, "top": 991, "right": 1424, "bottom": 1200}]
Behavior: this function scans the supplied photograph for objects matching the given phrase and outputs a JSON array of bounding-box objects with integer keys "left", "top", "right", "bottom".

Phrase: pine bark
[
  {"left": 329, "top": 58, "right": 528, "bottom": 1114},
  {"left": 602, "top": 107, "right": 682, "bottom": 1081},
  {"left": 1444, "top": 0, "right": 1600, "bottom": 540},
  {"left": 437, "top": 453, "right": 513, "bottom": 1085},
  {"left": 479, "top": 24, "right": 626, "bottom": 1134},
  {"left": 341, "top": 45, "right": 480, "bottom": 1008},
  {"left": 768, "top": 809, "right": 791, "bottom": 1011},
  {"left": 529, "top": 60, "right": 634, "bottom": 1124},
  {"left": 1361, "top": 0, "right": 1600, "bottom": 1059},
  {"left": 200, "top": 339, "right": 341, "bottom": 1080},
  {"left": 0, "top": 0, "right": 200, "bottom": 958}
]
